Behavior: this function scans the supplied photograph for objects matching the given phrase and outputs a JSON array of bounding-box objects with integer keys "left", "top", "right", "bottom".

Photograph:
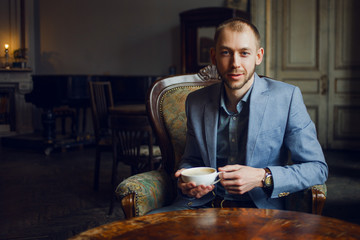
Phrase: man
[{"left": 150, "top": 18, "right": 328, "bottom": 213}]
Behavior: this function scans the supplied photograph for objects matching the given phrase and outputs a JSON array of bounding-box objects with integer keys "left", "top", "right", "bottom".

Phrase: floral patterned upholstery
[
  {"left": 115, "top": 170, "right": 174, "bottom": 217},
  {"left": 160, "top": 86, "right": 204, "bottom": 171}
]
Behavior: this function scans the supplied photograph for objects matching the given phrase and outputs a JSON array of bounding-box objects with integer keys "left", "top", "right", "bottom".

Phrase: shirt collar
[{"left": 220, "top": 82, "right": 253, "bottom": 114}]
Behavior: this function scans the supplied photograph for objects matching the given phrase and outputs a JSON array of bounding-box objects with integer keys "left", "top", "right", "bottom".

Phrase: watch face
[{"left": 265, "top": 176, "right": 273, "bottom": 187}]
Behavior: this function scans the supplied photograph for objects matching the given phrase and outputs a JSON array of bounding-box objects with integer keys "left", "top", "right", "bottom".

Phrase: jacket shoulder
[
  {"left": 260, "top": 76, "right": 297, "bottom": 92},
  {"left": 187, "top": 82, "right": 222, "bottom": 101}
]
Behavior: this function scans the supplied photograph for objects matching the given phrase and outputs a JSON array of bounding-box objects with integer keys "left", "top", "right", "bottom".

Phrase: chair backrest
[
  {"left": 89, "top": 81, "right": 114, "bottom": 141},
  {"left": 110, "top": 113, "right": 155, "bottom": 174},
  {"left": 147, "top": 65, "right": 221, "bottom": 174}
]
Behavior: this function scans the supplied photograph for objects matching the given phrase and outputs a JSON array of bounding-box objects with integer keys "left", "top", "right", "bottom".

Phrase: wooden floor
[
  {"left": 0, "top": 145, "right": 359, "bottom": 239},
  {"left": 0, "top": 145, "right": 129, "bottom": 240}
]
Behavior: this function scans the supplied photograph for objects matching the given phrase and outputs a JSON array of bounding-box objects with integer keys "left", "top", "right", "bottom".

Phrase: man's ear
[
  {"left": 210, "top": 47, "right": 216, "bottom": 65},
  {"left": 256, "top": 48, "right": 264, "bottom": 66}
]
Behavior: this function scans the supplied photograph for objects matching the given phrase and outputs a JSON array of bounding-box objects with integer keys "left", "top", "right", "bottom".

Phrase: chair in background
[
  {"left": 115, "top": 65, "right": 327, "bottom": 218},
  {"left": 108, "top": 109, "right": 161, "bottom": 214},
  {"left": 89, "top": 81, "right": 114, "bottom": 191}
]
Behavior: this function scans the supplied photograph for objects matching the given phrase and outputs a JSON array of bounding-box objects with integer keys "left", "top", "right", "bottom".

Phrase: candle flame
[{"left": 5, "top": 44, "right": 9, "bottom": 50}]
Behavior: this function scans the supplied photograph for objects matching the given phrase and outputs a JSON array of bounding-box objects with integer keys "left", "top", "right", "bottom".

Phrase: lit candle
[{"left": 4, "top": 44, "right": 10, "bottom": 69}]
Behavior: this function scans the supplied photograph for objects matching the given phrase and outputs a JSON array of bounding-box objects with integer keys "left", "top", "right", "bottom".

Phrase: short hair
[{"left": 214, "top": 17, "right": 261, "bottom": 49}]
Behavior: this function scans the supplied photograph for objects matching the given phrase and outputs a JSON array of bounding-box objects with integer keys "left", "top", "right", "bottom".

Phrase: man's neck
[{"left": 224, "top": 77, "right": 254, "bottom": 112}]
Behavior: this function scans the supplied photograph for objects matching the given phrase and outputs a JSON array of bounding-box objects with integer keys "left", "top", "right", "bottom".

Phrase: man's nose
[{"left": 231, "top": 53, "right": 241, "bottom": 68}]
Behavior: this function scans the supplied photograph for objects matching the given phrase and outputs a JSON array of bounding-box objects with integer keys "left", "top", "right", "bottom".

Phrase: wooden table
[
  {"left": 70, "top": 208, "right": 360, "bottom": 239},
  {"left": 109, "top": 104, "right": 147, "bottom": 116}
]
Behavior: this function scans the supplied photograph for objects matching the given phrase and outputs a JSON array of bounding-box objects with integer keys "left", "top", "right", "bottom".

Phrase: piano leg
[
  {"left": 74, "top": 107, "right": 88, "bottom": 139},
  {"left": 42, "top": 108, "right": 56, "bottom": 144}
]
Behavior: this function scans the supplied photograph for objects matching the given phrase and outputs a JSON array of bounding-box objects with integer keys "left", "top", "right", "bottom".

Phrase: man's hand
[
  {"left": 218, "top": 165, "right": 265, "bottom": 195},
  {"left": 175, "top": 169, "right": 215, "bottom": 199}
]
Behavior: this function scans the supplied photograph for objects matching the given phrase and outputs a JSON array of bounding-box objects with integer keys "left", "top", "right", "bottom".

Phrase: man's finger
[
  {"left": 218, "top": 164, "right": 242, "bottom": 172},
  {"left": 220, "top": 178, "right": 241, "bottom": 186},
  {"left": 180, "top": 181, "right": 196, "bottom": 189},
  {"left": 175, "top": 168, "right": 186, "bottom": 178}
]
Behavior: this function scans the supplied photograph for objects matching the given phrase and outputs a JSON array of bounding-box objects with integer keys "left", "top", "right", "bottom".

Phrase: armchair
[{"left": 115, "top": 65, "right": 327, "bottom": 218}]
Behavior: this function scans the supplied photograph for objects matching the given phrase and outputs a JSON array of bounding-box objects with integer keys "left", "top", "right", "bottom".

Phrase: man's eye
[
  {"left": 242, "top": 52, "right": 250, "bottom": 56},
  {"left": 221, "top": 50, "right": 230, "bottom": 55}
]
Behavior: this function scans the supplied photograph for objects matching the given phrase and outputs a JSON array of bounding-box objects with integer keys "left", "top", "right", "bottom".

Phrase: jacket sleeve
[{"left": 268, "top": 86, "right": 328, "bottom": 198}]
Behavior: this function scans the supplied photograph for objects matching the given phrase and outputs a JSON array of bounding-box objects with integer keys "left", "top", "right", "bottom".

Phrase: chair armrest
[
  {"left": 311, "top": 184, "right": 327, "bottom": 215},
  {"left": 120, "top": 193, "right": 136, "bottom": 219},
  {"left": 115, "top": 170, "right": 175, "bottom": 218},
  {"left": 285, "top": 184, "right": 327, "bottom": 215}
]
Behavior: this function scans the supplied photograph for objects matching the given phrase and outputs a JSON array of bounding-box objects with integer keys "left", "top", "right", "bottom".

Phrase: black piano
[
  {"left": 25, "top": 75, "right": 90, "bottom": 146},
  {"left": 25, "top": 75, "right": 159, "bottom": 108},
  {"left": 25, "top": 75, "right": 90, "bottom": 109},
  {"left": 2, "top": 74, "right": 160, "bottom": 154}
]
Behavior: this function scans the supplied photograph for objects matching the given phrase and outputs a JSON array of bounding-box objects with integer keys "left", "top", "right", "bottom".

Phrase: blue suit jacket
[{"left": 177, "top": 73, "right": 328, "bottom": 210}]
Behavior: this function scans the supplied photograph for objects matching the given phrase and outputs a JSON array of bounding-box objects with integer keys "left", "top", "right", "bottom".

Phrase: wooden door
[
  {"left": 327, "top": 0, "right": 360, "bottom": 149},
  {"left": 273, "top": 0, "right": 329, "bottom": 148},
  {"left": 271, "top": 0, "right": 360, "bottom": 150}
]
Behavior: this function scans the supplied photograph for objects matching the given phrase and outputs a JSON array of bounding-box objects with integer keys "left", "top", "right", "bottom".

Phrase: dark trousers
[{"left": 208, "top": 195, "right": 257, "bottom": 208}]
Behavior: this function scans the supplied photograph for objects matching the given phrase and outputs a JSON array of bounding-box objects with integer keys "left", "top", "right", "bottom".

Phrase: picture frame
[{"left": 180, "top": 7, "right": 250, "bottom": 74}]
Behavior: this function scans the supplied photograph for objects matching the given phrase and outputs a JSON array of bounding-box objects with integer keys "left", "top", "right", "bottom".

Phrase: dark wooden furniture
[
  {"left": 180, "top": 7, "right": 250, "bottom": 74},
  {"left": 25, "top": 75, "right": 159, "bottom": 141},
  {"left": 25, "top": 75, "right": 90, "bottom": 143},
  {"left": 70, "top": 208, "right": 360, "bottom": 240},
  {"left": 108, "top": 104, "right": 161, "bottom": 214},
  {"left": 91, "top": 75, "right": 159, "bottom": 105},
  {"left": 14, "top": 75, "right": 159, "bottom": 153},
  {"left": 109, "top": 104, "right": 157, "bottom": 177},
  {"left": 110, "top": 104, "right": 146, "bottom": 115},
  {"left": 89, "top": 81, "right": 114, "bottom": 191},
  {"left": 26, "top": 75, "right": 159, "bottom": 111}
]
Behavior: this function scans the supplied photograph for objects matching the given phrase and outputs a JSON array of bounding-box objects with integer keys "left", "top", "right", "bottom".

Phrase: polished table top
[
  {"left": 109, "top": 104, "right": 146, "bottom": 115},
  {"left": 70, "top": 208, "right": 360, "bottom": 240}
]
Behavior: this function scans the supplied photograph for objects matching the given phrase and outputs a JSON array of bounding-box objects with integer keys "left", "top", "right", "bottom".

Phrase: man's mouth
[{"left": 227, "top": 72, "right": 244, "bottom": 78}]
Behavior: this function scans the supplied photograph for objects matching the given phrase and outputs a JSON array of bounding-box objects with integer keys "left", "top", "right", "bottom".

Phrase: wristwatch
[{"left": 262, "top": 168, "right": 273, "bottom": 189}]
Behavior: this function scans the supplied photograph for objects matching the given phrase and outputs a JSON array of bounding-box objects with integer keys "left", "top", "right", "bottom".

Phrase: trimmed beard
[{"left": 219, "top": 65, "right": 256, "bottom": 90}]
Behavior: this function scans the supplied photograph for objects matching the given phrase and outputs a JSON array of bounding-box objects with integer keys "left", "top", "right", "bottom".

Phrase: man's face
[{"left": 211, "top": 26, "right": 264, "bottom": 91}]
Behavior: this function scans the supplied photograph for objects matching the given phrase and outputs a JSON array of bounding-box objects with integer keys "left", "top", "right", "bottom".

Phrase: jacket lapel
[
  {"left": 204, "top": 83, "right": 221, "bottom": 167},
  {"left": 246, "top": 74, "right": 270, "bottom": 165},
  {"left": 202, "top": 77, "right": 269, "bottom": 167}
]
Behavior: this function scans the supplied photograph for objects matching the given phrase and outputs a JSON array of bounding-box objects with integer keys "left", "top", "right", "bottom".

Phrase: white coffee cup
[{"left": 181, "top": 167, "right": 221, "bottom": 186}]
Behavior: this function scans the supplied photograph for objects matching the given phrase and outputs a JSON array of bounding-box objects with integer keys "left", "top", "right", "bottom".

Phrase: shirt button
[{"left": 232, "top": 117, "right": 237, "bottom": 120}]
